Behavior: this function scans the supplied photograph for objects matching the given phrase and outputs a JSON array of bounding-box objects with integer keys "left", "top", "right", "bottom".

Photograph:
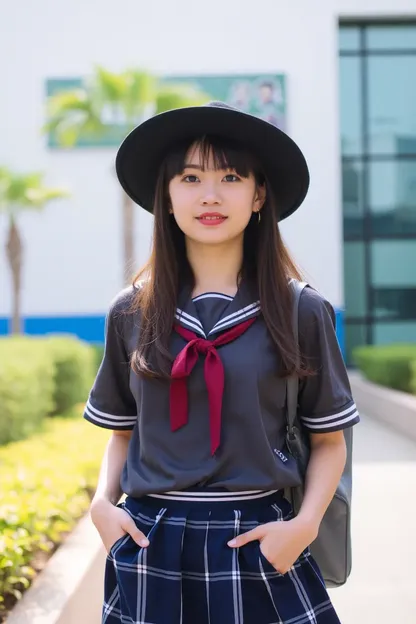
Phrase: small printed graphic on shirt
[{"left": 274, "top": 448, "right": 288, "bottom": 463}]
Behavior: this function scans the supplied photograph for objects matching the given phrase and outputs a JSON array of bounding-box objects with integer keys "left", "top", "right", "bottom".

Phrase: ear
[{"left": 254, "top": 183, "right": 266, "bottom": 211}]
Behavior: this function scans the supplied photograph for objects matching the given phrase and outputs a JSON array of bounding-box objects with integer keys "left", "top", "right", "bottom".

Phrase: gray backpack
[{"left": 284, "top": 280, "right": 352, "bottom": 588}]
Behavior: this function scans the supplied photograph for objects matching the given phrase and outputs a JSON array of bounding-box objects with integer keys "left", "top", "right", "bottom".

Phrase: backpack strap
[{"left": 286, "top": 280, "right": 308, "bottom": 459}]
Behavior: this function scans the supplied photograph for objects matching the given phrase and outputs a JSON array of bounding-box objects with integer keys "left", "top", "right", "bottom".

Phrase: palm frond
[
  {"left": 25, "top": 186, "right": 70, "bottom": 206},
  {"left": 121, "top": 70, "right": 157, "bottom": 123},
  {"left": 93, "top": 66, "right": 128, "bottom": 102},
  {"left": 43, "top": 88, "right": 103, "bottom": 146},
  {"left": 0, "top": 168, "right": 69, "bottom": 214},
  {"left": 155, "top": 83, "right": 209, "bottom": 114},
  {"left": 43, "top": 67, "right": 209, "bottom": 146}
]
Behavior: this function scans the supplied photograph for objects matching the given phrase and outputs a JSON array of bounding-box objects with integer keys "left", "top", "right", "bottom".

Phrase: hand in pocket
[
  {"left": 90, "top": 500, "right": 150, "bottom": 554},
  {"left": 228, "top": 516, "right": 316, "bottom": 575}
]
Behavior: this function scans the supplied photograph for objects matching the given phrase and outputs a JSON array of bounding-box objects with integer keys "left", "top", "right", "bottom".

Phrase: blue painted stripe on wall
[
  {"left": 0, "top": 315, "right": 107, "bottom": 344},
  {"left": 0, "top": 309, "right": 346, "bottom": 356},
  {"left": 0, "top": 318, "right": 9, "bottom": 336},
  {"left": 335, "top": 308, "right": 345, "bottom": 359}
]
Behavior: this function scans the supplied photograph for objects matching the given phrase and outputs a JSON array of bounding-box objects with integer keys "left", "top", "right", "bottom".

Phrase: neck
[{"left": 185, "top": 236, "right": 243, "bottom": 297}]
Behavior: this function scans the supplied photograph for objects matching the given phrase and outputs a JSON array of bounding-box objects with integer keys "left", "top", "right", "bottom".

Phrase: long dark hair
[{"left": 129, "top": 134, "right": 309, "bottom": 379}]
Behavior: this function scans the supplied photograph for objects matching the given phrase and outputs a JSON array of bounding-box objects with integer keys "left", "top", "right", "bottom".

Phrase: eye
[
  {"left": 182, "top": 175, "right": 200, "bottom": 183},
  {"left": 223, "top": 174, "right": 240, "bottom": 182}
]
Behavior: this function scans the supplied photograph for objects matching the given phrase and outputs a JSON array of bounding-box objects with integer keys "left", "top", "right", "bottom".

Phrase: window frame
[{"left": 340, "top": 21, "right": 416, "bottom": 360}]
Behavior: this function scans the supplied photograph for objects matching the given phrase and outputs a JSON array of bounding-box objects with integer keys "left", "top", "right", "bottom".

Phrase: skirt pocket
[
  {"left": 109, "top": 500, "right": 166, "bottom": 560},
  {"left": 257, "top": 542, "right": 313, "bottom": 578},
  {"left": 106, "top": 501, "right": 131, "bottom": 560},
  {"left": 258, "top": 542, "right": 284, "bottom": 577},
  {"left": 108, "top": 533, "right": 131, "bottom": 559}
]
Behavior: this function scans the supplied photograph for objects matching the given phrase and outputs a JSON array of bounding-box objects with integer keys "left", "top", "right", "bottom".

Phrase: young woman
[{"left": 85, "top": 101, "right": 359, "bottom": 623}]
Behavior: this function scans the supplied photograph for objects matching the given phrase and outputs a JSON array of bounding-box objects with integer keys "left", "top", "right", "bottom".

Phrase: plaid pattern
[{"left": 103, "top": 490, "right": 340, "bottom": 624}]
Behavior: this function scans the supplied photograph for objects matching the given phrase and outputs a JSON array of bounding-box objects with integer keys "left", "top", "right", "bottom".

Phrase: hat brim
[{"left": 115, "top": 105, "right": 309, "bottom": 221}]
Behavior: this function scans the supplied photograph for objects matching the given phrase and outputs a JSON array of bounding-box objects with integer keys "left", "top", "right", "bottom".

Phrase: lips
[{"left": 196, "top": 212, "right": 228, "bottom": 226}]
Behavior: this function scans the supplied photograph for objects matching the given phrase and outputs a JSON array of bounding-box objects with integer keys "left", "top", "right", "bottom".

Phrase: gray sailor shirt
[{"left": 83, "top": 282, "right": 360, "bottom": 498}]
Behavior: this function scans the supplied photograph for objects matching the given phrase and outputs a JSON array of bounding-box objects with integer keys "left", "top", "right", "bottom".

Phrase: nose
[
  {"left": 200, "top": 184, "right": 222, "bottom": 205},
  {"left": 200, "top": 191, "right": 221, "bottom": 206}
]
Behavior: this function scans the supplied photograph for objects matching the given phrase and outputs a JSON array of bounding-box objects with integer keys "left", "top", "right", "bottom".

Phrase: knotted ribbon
[{"left": 170, "top": 317, "right": 256, "bottom": 455}]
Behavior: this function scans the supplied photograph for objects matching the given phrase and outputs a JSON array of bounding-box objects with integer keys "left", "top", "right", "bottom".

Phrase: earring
[{"left": 257, "top": 211, "right": 261, "bottom": 224}]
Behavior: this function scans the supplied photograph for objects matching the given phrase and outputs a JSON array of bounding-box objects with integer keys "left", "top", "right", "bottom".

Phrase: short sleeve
[
  {"left": 83, "top": 289, "right": 137, "bottom": 430},
  {"left": 297, "top": 287, "right": 360, "bottom": 434}
]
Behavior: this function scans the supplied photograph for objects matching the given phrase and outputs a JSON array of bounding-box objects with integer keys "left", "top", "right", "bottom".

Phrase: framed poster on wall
[{"left": 45, "top": 73, "right": 287, "bottom": 148}]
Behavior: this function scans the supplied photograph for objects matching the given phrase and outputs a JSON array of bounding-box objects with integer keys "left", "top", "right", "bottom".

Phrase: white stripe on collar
[
  {"left": 192, "top": 293, "right": 234, "bottom": 302},
  {"left": 209, "top": 301, "right": 260, "bottom": 334},
  {"left": 208, "top": 305, "right": 260, "bottom": 336},
  {"left": 176, "top": 307, "right": 204, "bottom": 328},
  {"left": 175, "top": 312, "right": 206, "bottom": 337}
]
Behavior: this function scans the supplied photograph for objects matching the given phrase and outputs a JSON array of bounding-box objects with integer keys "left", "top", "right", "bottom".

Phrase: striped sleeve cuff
[
  {"left": 83, "top": 399, "right": 137, "bottom": 430},
  {"left": 301, "top": 402, "right": 360, "bottom": 433}
]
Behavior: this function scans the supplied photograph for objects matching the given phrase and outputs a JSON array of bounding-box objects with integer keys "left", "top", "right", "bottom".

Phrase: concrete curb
[
  {"left": 349, "top": 371, "right": 416, "bottom": 442},
  {"left": 6, "top": 513, "right": 105, "bottom": 624}
]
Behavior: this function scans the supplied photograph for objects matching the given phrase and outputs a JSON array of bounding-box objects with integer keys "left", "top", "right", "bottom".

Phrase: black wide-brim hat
[{"left": 115, "top": 101, "right": 309, "bottom": 221}]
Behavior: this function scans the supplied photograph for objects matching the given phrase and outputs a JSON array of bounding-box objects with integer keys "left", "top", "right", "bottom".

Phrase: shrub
[
  {"left": 0, "top": 410, "right": 109, "bottom": 617},
  {"left": 410, "top": 360, "right": 416, "bottom": 396},
  {"left": 0, "top": 337, "right": 55, "bottom": 445},
  {"left": 353, "top": 343, "right": 416, "bottom": 393},
  {"left": 44, "top": 335, "right": 96, "bottom": 414},
  {"left": 0, "top": 335, "right": 97, "bottom": 445},
  {"left": 91, "top": 343, "right": 105, "bottom": 372}
]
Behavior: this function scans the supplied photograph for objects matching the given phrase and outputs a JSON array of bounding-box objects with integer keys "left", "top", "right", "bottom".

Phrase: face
[
  {"left": 259, "top": 85, "right": 273, "bottom": 104},
  {"left": 168, "top": 143, "right": 265, "bottom": 246}
]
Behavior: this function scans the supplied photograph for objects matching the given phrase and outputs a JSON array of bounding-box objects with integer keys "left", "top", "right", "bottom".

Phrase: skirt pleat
[{"left": 102, "top": 490, "right": 341, "bottom": 624}]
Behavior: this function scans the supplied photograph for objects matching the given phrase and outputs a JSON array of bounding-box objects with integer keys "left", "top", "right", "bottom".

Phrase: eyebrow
[{"left": 182, "top": 164, "right": 235, "bottom": 170}]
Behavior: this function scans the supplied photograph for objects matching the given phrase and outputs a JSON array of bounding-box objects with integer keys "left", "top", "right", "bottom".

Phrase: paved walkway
[{"left": 328, "top": 414, "right": 416, "bottom": 623}]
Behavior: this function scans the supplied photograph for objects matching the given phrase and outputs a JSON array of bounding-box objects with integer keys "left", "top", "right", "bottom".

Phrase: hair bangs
[{"left": 163, "top": 134, "right": 264, "bottom": 183}]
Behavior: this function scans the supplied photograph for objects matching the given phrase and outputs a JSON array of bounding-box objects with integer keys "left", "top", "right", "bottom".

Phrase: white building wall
[{"left": 0, "top": 0, "right": 415, "bottom": 321}]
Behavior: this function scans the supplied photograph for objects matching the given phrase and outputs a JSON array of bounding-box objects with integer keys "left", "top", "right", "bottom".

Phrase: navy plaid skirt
[{"left": 103, "top": 489, "right": 341, "bottom": 624}]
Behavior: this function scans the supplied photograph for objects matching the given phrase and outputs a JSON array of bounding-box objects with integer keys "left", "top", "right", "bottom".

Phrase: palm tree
[
  {"left": 0, "top": 168, "right": 68, "bottom": 334},
  {"left": 44, "top": 67, "right": 207, "bottom": 282}
]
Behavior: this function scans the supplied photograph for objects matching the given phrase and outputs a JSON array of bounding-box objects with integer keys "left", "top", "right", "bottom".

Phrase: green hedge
[
  {"left": 91, "top": 343, "right": 105, "bottom": 372},
  {"left": 0, "top": 335, "right": 97, "bottom": 445},
  {"left": 0, "top": 411, "right": 109, "bottom": 617},
  {"left": 0, "top": 338, "right": 55, "bottom": 446},
  {"left": 353, "top": 343, "right": 416, "bottom": 393},
  {"left": 44, "top": 335, "right": 96, "bottom": 414}
]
